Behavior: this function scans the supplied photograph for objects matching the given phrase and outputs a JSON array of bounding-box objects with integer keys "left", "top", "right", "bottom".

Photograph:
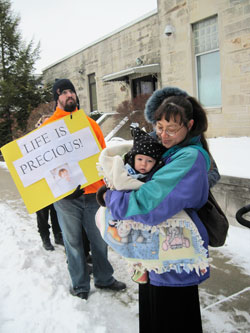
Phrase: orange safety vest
[{"left": 42, "top": 107, "right": 105, "bottom": 194}]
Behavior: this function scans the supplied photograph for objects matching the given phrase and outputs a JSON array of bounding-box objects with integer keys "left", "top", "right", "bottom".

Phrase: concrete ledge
[{"left": 212, "top": 175, "right": 250, "bottom": 227}]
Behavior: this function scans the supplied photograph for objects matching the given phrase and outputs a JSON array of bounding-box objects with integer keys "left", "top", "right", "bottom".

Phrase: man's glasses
[{"left": 155, "top": 125, "right": 184, "bottom": 137}]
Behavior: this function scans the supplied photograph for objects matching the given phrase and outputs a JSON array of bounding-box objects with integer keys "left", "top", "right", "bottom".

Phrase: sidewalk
[
  {"left": 1, "top": 164, "right": 250, "bottom": 332},
  {"left": 200, "top": 246, "right": 250, "bottom": 331}
]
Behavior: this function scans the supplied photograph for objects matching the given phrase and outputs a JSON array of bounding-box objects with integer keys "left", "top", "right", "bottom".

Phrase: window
[
  {"left": 193, "top": 16, "right": 221, "bottom": 107},
  {"left": 88, "top": 73, "right": 98, "bottom": 112}
]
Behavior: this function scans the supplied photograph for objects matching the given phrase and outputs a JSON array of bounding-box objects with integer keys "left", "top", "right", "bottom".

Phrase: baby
[
  {"left": 123, "top": 126, "right": 166, "bottom": 181},
  {"left": 97, "top": 127, "right": 166, "bottom": 196},
  {"left": 96, "top": 127, "right": 166, "bottom": 283}
]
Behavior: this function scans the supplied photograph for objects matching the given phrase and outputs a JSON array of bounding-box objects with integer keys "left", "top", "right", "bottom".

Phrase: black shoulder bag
[{"left": 197, "top": 190, "right": 229, "bottom": 247}]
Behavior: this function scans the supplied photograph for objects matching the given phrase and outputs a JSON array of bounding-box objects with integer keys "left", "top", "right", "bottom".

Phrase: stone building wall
[
  {"left": 43, "top": 0, "right": 250, "bottom": 138},
  {"left": 158, "top": 0, "right": 250, "bottom": 138},
  {"left": 43, "top": 11, "right": 159, "bottom": 115}
]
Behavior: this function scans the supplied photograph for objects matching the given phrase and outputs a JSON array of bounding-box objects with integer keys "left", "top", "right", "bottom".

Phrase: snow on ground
[
  {"left": 214, "top": 225, "right": 250, "bottom": 276},
  {"left": 0, "top": 196, "right": 138, "bottom": 333},
  {"left": 1, "top": 137, "right": 250, "bottom": 332},
  {"left": 208, "top": 136, "right": 250, "bottom": 179}
]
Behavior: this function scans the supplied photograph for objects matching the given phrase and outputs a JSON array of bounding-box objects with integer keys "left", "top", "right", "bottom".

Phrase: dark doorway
[{"left": 132, "top": 75, "right": 157, "bottom": 98}]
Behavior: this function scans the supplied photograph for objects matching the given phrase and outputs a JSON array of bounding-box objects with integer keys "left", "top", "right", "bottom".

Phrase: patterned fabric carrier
[{"left": 96, "top": 206, "right": 209, "bottom": 276}]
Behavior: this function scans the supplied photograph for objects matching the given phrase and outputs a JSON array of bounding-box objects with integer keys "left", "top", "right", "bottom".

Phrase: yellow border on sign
[{"left": 1, "top": 110, "right": 103, "bottom": 214}]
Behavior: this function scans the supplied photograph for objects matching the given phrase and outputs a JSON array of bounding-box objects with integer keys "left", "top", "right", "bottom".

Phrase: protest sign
[{"left": 0, "top": 110, "right": 103, "bottom": 213}]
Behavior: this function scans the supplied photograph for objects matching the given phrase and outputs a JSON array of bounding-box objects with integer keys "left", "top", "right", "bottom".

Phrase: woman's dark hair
[{"left": 154, "top": 95, "right": 211, "bottom": 155}]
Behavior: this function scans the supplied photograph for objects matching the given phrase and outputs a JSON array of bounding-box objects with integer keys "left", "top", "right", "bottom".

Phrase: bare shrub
[{"left": 116, "top": 94, "right": 153, "bottom": 133}]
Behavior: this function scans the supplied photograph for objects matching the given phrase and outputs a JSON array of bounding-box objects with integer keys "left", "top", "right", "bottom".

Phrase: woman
[{"left": 103, "top": 87, "right": 211, "bottom": 332}]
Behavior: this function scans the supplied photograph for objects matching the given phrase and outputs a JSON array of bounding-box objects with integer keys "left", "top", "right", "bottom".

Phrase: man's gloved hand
[
  {"left": 64, "top": 185, "right": 84, "bottom": 200},
  {"left": 96, "top": 185, "right": 108, "bottom": 207}
]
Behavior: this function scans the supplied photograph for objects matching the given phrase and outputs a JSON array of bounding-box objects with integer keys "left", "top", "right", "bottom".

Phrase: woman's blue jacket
[{"left": 105, "top": 137, "right": 211, "bottom": 287}]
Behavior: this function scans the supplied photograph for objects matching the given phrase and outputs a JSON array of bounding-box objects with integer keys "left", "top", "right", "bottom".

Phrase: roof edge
[{"left": 42, "top": 9, "right": 158, "bottom": 72}]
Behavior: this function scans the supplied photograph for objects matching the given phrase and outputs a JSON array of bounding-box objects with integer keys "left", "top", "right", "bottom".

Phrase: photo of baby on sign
[{"left": 48, "top": 162, "right": 87, "bottom": 198}]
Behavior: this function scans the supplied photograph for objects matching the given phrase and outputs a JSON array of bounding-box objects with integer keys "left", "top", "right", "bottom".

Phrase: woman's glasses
[{"left": 155, "top": 125, "right": 184, "bottom": 137}]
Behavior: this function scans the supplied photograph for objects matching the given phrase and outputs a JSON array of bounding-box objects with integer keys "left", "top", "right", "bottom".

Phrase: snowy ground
[
  {"left": 0, "top": 190, "right": 138, "bottom": 333},
  {"left": 1, "top": 137, "right": 250, "bottom": 332}
]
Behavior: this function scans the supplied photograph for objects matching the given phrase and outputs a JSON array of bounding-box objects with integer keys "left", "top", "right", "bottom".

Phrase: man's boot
[
  {"left": 54, "top": 232, "right": 64, "bottom": 246},
  {"left": 41, "top": 235, "right": 55, "bottom": 251}
]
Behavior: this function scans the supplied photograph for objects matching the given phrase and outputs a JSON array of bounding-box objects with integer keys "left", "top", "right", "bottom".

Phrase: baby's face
[
  {"left": 59, "top": 170, "right": 70, "bottom": 181},
  {"left": 134, "top": 154, "right": 156, "bottom": 174}
]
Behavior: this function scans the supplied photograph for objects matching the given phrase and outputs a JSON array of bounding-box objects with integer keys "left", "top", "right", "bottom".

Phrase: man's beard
[{"left": 64, "top": 99, "right": 77, "bottom": 112}]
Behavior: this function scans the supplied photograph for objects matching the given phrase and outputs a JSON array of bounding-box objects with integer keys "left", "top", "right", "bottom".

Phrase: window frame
[
  {"left": 88, "top": 73, "right": 98, "bottom": 112},
  {"left": 193, "top": 16, "right": 222, "bottom": 108}
]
